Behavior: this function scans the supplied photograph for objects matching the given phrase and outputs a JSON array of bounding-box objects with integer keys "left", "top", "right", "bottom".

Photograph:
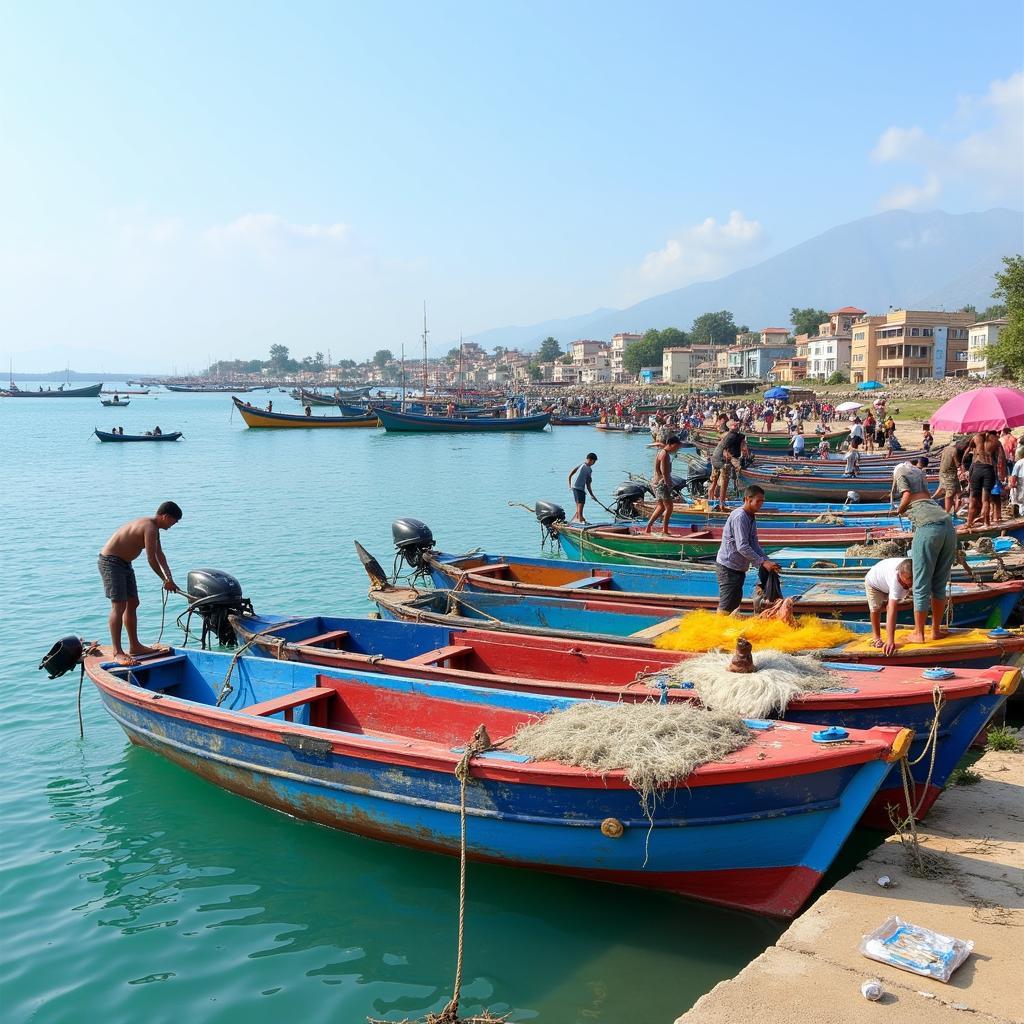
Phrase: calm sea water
[{"left": 0, "top": 385, "right": 786, "bottom": 1024}]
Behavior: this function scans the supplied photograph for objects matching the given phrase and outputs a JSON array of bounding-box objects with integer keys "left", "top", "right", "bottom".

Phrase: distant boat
[
  {"left": 550, "top": 414, "right": 600, "bottom": 425},
  {"left": 375, "top": 407, "right": 551, "bottom": 433},
  {"left": 94, "top": 429, "right": 182, "bottom": 442},
  {"left": 101, "top": 398, "right": 130, "bottom": 407},
  {"left": 2, "top": 381, "right": 103, "bottom": 398},
  {"left": 232, "top": 395, "right": 379, "bottom": 428},
  {"left": 101, "top": 388, "right": 149, "bottom": 395}
]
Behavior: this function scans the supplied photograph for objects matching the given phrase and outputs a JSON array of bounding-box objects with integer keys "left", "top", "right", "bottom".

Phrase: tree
[
  {"left": 526, "top": 362, "right": 543, "bottom": 382},
  {"left": 826, "top": 370, "right": 848, "bottom": 385},
  {"left": 980, "top": 303, "right": 1008, "bottom": 321},
  {"left": 336, "top": 358, "right": 356, "bottom": 369},
  {"left": 447, "top": 347, "right": 461, "bottom": 361},
  {"left": 790, "top": 307, "right": 829, "bottom": 337},
  {"left": 690, "top": 311, "right": 736, "bottom": 347},
  {"left": 538, "top": 336, "right": 561, "bottom": 362},
  {"left": 959, "top": 304, "right": 978, "bottom": 318},
  {"left": 373, "top": 349, "right": 394, "bottom": 368},
  {"left": 313, "top": 351, "right": 325, "bottom": 372},
  {"left": 988, "top": 255, "right": 1024, "bottom": 380},
  {"left": 269, "top": 344, "right": 291, "bottom": 371},
  {"left": 559, "top": 354, "right": 573, "bottom": 365}
]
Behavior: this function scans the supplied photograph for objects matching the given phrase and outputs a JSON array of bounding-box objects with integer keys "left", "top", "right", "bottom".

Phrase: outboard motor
[
  {"left": 611, "top": 482, "right": 646, "bottom": 519},
  {"left": 683, "top": 462, "right": 711, "bottom": 499},
  {"left": 845, "top": 490, "right": 861, "bottom": 506},
  {"left": 186, "top": 569, "right": 252, "bottom": 649},
  {"left": 534, "top": 501, "right": 565, "bottom": 542},
  {"left": 39, "top": 635, "right": 84, "bottom": 679},
  {"left": 392, "top": 518, "right": 435, "bottom": 572}
]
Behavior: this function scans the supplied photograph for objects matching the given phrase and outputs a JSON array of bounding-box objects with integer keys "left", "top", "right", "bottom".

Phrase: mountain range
[{"left": 465, "top": 208, "right": 1023, "bottom": 350}]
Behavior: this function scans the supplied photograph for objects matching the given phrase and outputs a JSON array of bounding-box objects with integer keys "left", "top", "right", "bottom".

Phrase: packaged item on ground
[{"left": 860, "top": 916, "right": 973, "bottom": 982}]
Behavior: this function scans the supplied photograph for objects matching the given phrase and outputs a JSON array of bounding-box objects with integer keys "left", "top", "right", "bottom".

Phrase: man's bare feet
[
  {"left": 930, "top": 628, "right": 947, "bottom": 641},
  {"left": 113, "top": 651, "right": 140, "bottom": 666},
  {"left": 905, "top": 631, "right": 927, "bottom": 644},
  {"left": 128, "top": 644, "right": 169, "bottom": 658}
]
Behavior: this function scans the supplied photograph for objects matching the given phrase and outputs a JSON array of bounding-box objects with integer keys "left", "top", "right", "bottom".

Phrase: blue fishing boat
[
  {"left": 94, "top": 429, "right": 182, "bottom": 442},
  {"left": 80, "top": 644, "right": 910, "bottom": 917},
  {"left": 230, "top": 609, "right": 1018, "bottom": 830},
  {"left": 396, "top": 525, "right": 1023, "bottom": 626},
  {"left": 376, "top": 407, "right": 551, "bottom": 433}
]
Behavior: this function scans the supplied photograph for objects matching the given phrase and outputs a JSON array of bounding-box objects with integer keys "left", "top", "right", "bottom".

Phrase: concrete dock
[{"left": 678, "top": 749, "right": 1023, "bottom": 1024}]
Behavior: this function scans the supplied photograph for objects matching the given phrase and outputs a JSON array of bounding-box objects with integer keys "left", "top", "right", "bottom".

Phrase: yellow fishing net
[{"left": 654, "top": 608, "right": 856, "bottom": 653}]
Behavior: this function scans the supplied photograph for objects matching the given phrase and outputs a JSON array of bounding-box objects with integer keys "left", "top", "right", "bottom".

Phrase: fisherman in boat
[
  {"left": 892, "top": 458, "right": 956, "bottom": 646},
  {"left": 568, "top": 453, "right": 598, "bottom": 524},
  {"left": 643, "top": 436, "right": 684, "bottom": 534},
  {"left": 97, "top": 501, "right": 182, "bottom": 666},
  {"left": 864, "top": 557, "right": 914, "bottom": 656},
  {"left": 153, "top": 426, "right": 162, "bottom": 436},
  {"left": 715, "top": 484, "right": 782, "bottom": 614}
]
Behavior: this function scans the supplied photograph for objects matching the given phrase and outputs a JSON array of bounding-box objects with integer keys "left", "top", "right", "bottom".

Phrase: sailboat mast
[
  {"left": 459, "top": 333, "right": 464, "bottom": 401},
  {"left": 401, "top": 344, "right": 406, "bottom": 411},
  {"left": 422, "top": 301, "right": 429, "bottom": 404}
]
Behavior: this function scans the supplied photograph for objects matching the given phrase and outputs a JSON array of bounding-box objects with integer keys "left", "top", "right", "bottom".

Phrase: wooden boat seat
[
  {"left": 298, "top": 630, "right": 351, "bottom": 649},
  {"left": 683, "top": 530, "right": 712, "bottom": 539},
  {"left": 561, "top": 576, "right": 613, "bottom": 590},
  {"left": 405, "top": 644, "right": 475, "bottom": 666},
  {"left": 466, "top": 563, "right": 509, "bottom": 577},
  {"left": 628, "top": 619, "right": 683, "bottom": 639},
  {"left": 242, "top": 686, "right": 335, "bottom": 726}
]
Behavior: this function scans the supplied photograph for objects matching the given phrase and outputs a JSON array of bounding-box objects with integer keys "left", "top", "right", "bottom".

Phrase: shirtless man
[
  {"left": 966, "top": 432, "right": 999, "bottom": 528},
  {"left": 643, "top": 436, "right": 683, "bottom": 534},
  {"left": 98, "top": 502, "right": 183, "bottom": 665}
]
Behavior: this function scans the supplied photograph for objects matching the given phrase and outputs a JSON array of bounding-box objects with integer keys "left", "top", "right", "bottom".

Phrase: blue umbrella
[
  {"left": 857, "top": 380, "right": 883, "bottom": 390},
  {"left": 764, "top": 386, "right": 789, "bottom": 399}
]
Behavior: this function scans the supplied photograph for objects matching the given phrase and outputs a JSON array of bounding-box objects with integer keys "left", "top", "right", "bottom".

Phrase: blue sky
[{"left": 1, "top": 1, "right": 1022, "bottom": 372}]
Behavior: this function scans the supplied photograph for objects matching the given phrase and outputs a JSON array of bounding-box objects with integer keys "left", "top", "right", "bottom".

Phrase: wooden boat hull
[
  {"left": 425, "top": 548, "right": 1023, "bottom": 627},
  {"left": 86, "top": 647, "right": 906, "bottom": 917},
  {"left": 694, "top": 428, "right": 850, "bottom": 452},
  {"left": 233, "top": 396, "right": 378, "bottom": 428},
  {"left": 100, "top": 399, "right": 130, "bottom": 407},
  {"left": 376, "top": 408, "right": 551, "bottom": 432},
  {"left": 2, "top": 382, "right": 102, "bottom": 398},
  {"left": 550, "top": 415, "right": 600, "bottom": 425},
  {"left": 94, "top": 429, "right": 182, "bottom": 442},
  {"left": 233, "top": 612, "right": 1018, "bottom": 828},
  {"left": 364, "top": 577, "right": 1024, "bottom": 671}
]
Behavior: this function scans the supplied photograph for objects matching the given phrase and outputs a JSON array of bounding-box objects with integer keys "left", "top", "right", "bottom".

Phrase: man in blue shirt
[
  {"left": 568, "top": 453, "right": 598, "bottom": 523},
  {"left": 715, "top": 484, "right": 781, "bottom": 613}
]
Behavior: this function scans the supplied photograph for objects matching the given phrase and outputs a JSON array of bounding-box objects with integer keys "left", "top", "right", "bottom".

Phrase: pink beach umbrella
[{"left": 929, "top": 387, "right": 1024, "bottom": 432}]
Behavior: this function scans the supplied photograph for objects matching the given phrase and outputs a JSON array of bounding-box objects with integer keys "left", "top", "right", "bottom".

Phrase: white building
[
  {"left": 662, "top": 347, "right": 692, "bottom": 383},
  {"left": 967, "top": 319, "right": 1009, "bottom": 377},
  {"left": 610, "top": 332, "right": 642, "bottom": 381},
  {"left": 571, "top": 339, "right": 605, "bottom": 365}
]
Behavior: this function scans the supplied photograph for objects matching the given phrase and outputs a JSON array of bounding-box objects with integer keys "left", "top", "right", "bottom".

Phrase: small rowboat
[
  {"left": 549, "top": 414, "right": 600, "bottom": 425},
  {"left": 231, "top": 610, "right": 1019, "bottom": 830},
  {"left": 83, "top": 644, "right": 910, "bottom": 917},
  {"left": 693, "top": 427, "right": 851, "bottom": 453},
  {"left": 94, "top": 429, "right": 182, "bottom": 442},
  {"left": 100, "top": 398, "right": 130, "bottom": 407},
  {"left": 375, "top": 407, "right": 551, "bottom": 433},
  {"left": 232, "top": 396, "right": 379, "bottom": 428}
]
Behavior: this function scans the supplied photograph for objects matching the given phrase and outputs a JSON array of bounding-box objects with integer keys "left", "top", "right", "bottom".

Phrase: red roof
[
  {"left": 831, "top": 306, "right": 866, "bottom": 315},
  {"left": 761, "top": 327, "right": 790, "bottom": 334}
]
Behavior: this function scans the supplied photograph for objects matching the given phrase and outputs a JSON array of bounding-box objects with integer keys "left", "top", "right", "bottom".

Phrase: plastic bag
[{"left": 860, "top": 916, "right": 973, "bottom": 982}]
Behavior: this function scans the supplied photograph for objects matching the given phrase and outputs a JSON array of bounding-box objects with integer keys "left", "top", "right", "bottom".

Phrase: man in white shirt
[{"left": 865, "top": 557, "right": 913, "bottom": 655}]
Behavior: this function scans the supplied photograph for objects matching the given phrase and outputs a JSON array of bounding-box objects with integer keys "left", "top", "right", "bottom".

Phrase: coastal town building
[
  {"left": 805, "top": 306, "right": 864, "bottom": 380},
  {"left": 570, "top": 339, "right": 605, "bottom": 365},
  {"left": 967, "top": 318, "right": 1009, "bottom": 377},
  {"left": 610, "top": 332, "right": 643, "bottom": 382},
  {"left": 850, "top": 309, "right": 974, "bottom": 383},
  {"left": 662, "top": 347, "right": 692, "bottom": 383}
]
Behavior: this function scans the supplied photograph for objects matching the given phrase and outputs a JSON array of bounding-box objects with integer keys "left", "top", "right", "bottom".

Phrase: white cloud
[
  {"left": 872, "top": 71, "right": 1024, "bottom": 210},
  {"left": 628, "top": 211, "right": 765, "bottom": 297},
  {"left": 204, "top": 213, "right": 350, "bottom": 248}
]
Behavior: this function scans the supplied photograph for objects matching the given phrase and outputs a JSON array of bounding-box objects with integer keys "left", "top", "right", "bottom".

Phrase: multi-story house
[
  {"left": 571, "top": 339, "right": 605, "bottom": 365},
  {"left": 850, "top": 309, "right": 974, "bottom": 383},
  {"left": 610, "top": 332, "right": 643, "bottom": 381},
  {"left": 805, "top": 306, "right": 864, "bottom": 380},
  {"left": 967, "top": 319, "right": 1009, "bottom": 377}
]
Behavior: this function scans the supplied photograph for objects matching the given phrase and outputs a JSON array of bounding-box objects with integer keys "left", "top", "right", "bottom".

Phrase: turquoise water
[{"left": 0, "top": 386, "right": 784, "bottom": 1024}]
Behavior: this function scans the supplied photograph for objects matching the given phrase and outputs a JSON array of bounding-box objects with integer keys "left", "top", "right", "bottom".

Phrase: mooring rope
[{"left": 215, "top": 621, "right": 300, "bottom": 707}]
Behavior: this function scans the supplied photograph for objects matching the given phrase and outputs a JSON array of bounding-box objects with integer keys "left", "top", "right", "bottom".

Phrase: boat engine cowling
[
  {"left": 186, "top": 569, "right": 252, "bottom": 649},
  {"left": 392, "top": 518, "right": 435, "bottom": 570},
  {"left": 39, "top": 635, "right": 84, "bottom": 679},
  {"left": 611, "top": 482, "right": 646, "bottom": 518},
  {"left": 534, "top": 501, "right": 565, "bottom": 528}
]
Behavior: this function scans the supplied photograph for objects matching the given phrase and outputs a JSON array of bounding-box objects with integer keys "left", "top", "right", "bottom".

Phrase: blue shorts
[{"left": 572, "top": 488, "right": 586, "bottom": 506}]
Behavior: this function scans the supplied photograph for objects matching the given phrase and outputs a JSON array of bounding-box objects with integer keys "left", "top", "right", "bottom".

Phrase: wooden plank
[
  {"left": 628, "top": 619, "right": 682, "bottom": 639},
  {"left": 466, "top": 564, "right": 509, "bottom": 577},
  {"left": 562, "top": 576, "right": 613, "bottom": 590},
  {"left": 405, "top": 644, "right": 475, "bottom": 665},
  {"left": 299, "top": 630, "right": 351, "bottom": 649},
  {"left": 243, "top": 686, "right": 334, "bottom": 725}
]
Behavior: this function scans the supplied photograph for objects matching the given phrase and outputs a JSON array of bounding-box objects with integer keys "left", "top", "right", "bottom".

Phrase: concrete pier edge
[{"left": 676, "top": 749, "right": 1023, "bottom": 1024}]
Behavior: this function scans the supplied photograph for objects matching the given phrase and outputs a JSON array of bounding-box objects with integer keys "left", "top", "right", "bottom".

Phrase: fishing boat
[
  {"left": 735, "top": 466, "right": 905, "bottom": 503},
  {"left": 594, "top": 422, "right": 642, "bottom": 433},
  {"left": 80, "top": 643, "right": 910, "bottom": 916},
  {"left": 358, "top": 551, "right": 1024, "bottom": 669},
  {"left": 94, "top": 429, "right": 182, "bottom": 442},
  {"left": 100, "top": 398, "right": 130, "bottom": 407},
  {"left": 166, "top": 383, "right": 253, "bottom": 393},
  {"left": 232, "top": 396, "right": 379, "bottom": 428},
  {"left": 102, "top": 388, "right": 149, "bottom": 395},
  {"left": 296, "top": 388, "right": 341, "bottom": 406},
  {"left": 231, "top": 611, "right": 1019, "bottom": 828},
  {"left": 693, "top": 427, "right": 851, "bottom": 453},
  {"left": 415, "top": 543, "right": 1023, "bottom": 627},
  {"left": 554, "top": 518, "right": 1024, "bottom": 562},
  {"left": 2, "top": 381, "right": 103, "bottom": 398},
  {"left": 549, "top": 414, "right": 600, "bottom": 425},
  {"left": 375, "top": 407, "right": 551, "bottom": 433}
]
